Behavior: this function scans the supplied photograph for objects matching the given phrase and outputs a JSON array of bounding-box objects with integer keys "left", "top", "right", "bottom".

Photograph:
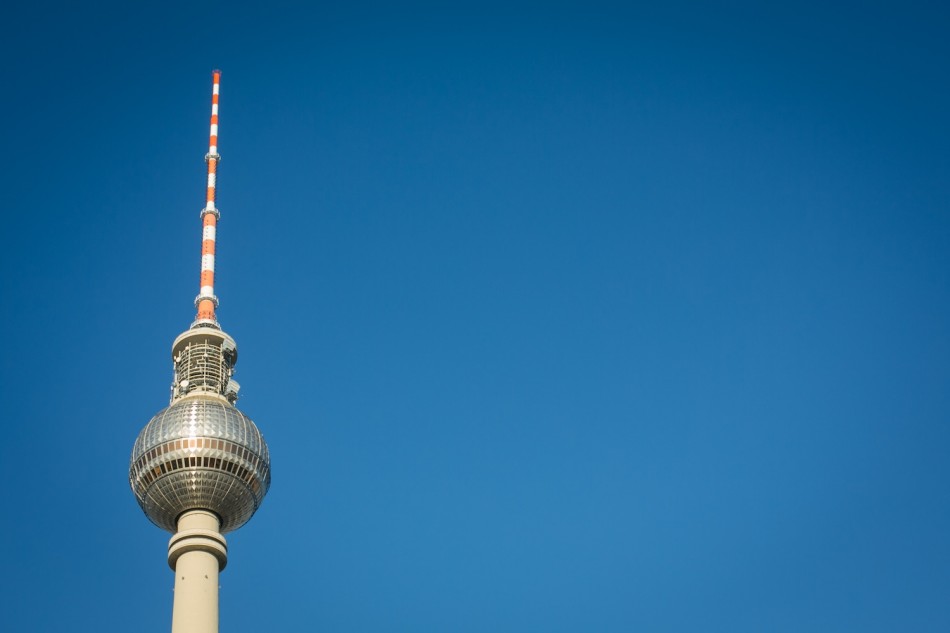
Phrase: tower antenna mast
[{"left": 196, "top": 69, "right": 222, "bottom": 326}]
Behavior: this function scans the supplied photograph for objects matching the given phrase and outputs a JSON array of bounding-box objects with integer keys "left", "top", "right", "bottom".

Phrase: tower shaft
[{"left": 168, "top": 511, "right": 228, "bottom": 633}]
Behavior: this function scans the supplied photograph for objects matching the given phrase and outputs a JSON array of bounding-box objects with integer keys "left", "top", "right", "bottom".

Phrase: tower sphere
[{"left": 129, "top": 396, "right": 271, "bottom": 533}]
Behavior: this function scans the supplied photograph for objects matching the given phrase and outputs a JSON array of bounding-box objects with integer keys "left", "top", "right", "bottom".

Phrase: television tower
[{"left": 129, "top": 70, "right": 271, "bottom": 633}]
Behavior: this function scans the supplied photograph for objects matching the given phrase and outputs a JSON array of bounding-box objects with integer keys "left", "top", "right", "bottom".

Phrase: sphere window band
[
  {"left": 133, "top": 436, "right": 264, "bottom": 466},
  {"left": 130, "top": 436, "right": 269, "bottom": 494}
]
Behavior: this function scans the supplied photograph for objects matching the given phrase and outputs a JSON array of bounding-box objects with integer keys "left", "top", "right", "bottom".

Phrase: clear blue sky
[{"left": 1, "top": 2, "right": 948, "bottom": 631}]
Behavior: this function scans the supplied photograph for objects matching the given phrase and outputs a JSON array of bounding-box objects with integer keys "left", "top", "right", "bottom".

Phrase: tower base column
[{"left": 168, "top": 511, "right": 228, "bottom": 633}]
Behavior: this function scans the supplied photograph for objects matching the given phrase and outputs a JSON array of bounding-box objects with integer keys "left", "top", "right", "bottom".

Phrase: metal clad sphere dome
[{"left": 129, "top": 397, "right": 271, "bottom": 533}]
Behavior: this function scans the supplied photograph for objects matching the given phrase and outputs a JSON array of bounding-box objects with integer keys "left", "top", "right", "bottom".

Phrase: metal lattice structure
[{"left": 170, "top": 328, "right": 239, "bottom": 403}]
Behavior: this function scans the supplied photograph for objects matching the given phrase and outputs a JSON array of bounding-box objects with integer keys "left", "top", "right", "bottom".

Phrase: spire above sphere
[{"left": 196, "top": 69, "right": 222, "bottom": 326}]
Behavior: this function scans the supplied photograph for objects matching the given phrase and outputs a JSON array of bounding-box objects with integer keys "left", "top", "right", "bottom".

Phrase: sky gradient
[{"left": 1, "top": 2, "right": 948, "bottom": 631}]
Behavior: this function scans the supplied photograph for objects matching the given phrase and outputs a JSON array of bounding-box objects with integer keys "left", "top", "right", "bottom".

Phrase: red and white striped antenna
[{"left": 195, "top": 70, "right": 222, "bottom": 326}]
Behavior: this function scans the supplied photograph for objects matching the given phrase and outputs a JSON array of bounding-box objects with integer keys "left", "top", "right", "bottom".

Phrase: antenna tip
[{"left": 212, "top": 69, "right": 222, "bottom": 78}]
